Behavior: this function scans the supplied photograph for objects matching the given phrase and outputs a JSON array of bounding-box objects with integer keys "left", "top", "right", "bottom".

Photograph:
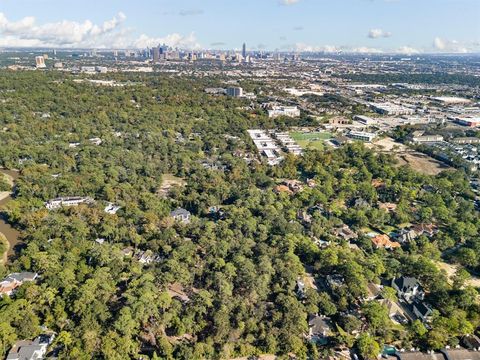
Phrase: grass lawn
[{"left": 290, "top": 131, "right": 332, "bottom": 150}]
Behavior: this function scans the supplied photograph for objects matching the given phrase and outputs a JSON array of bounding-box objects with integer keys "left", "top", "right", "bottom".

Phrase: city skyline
[{"left": 0, "top": 0, "right": 479, "bottom": 54}]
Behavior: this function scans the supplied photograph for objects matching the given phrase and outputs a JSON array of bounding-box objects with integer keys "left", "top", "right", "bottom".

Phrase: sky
[{"left": 0, "top": 0, "right": 479, "bottom": 54}]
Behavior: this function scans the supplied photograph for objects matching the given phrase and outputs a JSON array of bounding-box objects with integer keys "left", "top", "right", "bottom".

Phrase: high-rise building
[
  {"left": 242, "top": 43, "right": 247, "bottom": 59},
  {"left": 226, "top": 87, "right": 243, "bottom": 98},
  {"left": 35, "top": 56, "right": 46, "bottom": 69},
  {"left": 153, "top": 47, "right": 160, "bottom": 63}
]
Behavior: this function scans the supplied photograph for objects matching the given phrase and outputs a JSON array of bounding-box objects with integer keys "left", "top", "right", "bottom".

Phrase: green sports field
[{"left": 290, "top": 131, "right": 333, "bottom": 150}]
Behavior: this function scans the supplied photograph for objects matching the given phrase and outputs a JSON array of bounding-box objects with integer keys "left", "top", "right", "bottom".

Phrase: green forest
[{"left": 1, "top": 71, "right": 480, "bottom": 359}]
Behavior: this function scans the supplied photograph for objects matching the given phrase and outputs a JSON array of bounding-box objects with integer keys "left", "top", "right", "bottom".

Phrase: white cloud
[
  {"left": 0, "top": 12, "right": 200, "bottom": 50},
  {"left": 0, "top": 12, "right": 127, "bottom": 47},
  {"left": 395, "top": 46, "right": 421, "bottom": 54},
  {"left": 351, "top": 46, "right": 383, "bottom": 54},
  {"left": 433, "top": 37, "right": 468, "bottom": 53},
  {"left": 294, "top": 43, "right": 340, "bottom": 52},
  {"left": 368, "top": 28, "right": 392, "bottom": 39},
  {"left": 292, "top": 43, "right": 385, "bottom": 54},
  {"left": 280, "top": 0, "right": 301, "bottom": 5}
]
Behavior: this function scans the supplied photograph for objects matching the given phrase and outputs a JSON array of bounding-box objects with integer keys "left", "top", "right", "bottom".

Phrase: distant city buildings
[{"left": 369, "top": 102, "right": 415, "bottom": 116}]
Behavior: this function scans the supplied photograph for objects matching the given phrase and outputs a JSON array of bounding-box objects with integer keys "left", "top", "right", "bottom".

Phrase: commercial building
[
  {"left": 432, "top": 96, "right": 471, "bottom": 105},
  {"left": 452, "top": 137, "right": 480, "bottom": 145},
  {"left": 369, "top": 102, "right": 415, "bottom": 116},
  {"left": 247, "top": 129, "right": 283, "bottom": 165},
  {"left": 354, "top": 115, "right": 376, "bottom": 125},
  {"left": 268, "top": 106, "right": 301, "bottom": 119},
  {"left": 152, "top": 47, "right": 160, "bottom": 63},
  {"left": 275, "top": 132, "right": 303, "bottom": 156},
  {"left": 35, "top": 56, "right": 46, "bottom": 69},
  {"left": 226, "top": 87, "right": 243, "bottom": 97},
  {"left": 454, "top": 117, "right": 480, "bottom": 127},
  {"left": 347, "top": 131, "right": 377, "bottom": 142},
  {"left": 411, "top": 135, "right": 444, "bottom": 144}
]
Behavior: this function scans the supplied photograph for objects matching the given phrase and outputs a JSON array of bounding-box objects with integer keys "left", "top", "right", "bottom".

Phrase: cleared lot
[{"left": 369, "top": 137, "right": 452, "bottom": 176}]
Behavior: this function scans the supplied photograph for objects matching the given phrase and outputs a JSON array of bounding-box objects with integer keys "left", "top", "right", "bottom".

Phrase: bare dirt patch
[
  {"left": 436, "top": 261, "right": 480, "bottom": 288},
  {"left": 396, "top": 153, "right": 452, "bottom": 176},
  {"left": 368, "top": 137, "right": 452, "bottom": 176},
  {"left": 158, "top": 174, "right": 186, "bottom": 198}
]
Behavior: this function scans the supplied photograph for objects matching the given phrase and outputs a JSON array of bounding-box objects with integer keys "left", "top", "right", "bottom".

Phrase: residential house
[
  {"left": 392, "top": 276, "right": 425, "bottom": 303},
  {"left": 274, "top": 185, "right": 293, "bottom": 195},
  {"left": 134, "top": 250, "right": 161, "bottom": 265},
  {"left": 372, "top": 179, "right": 385, "bottom": 189},
  {"left": 306, "top": 179, "right": 316, "bottom": 188},
  {"left": 104, "top": 203, "right": 121, "bottom": 215},
  {"left": 394, "top": 229, "right": 420, "bottom": 244},
  {"left": 283, "top": 180, "right": 304, "bottom": 193},
  {"left": 89, "top": 137, "right": 102, "bottom": 146},
  {"left": 6, "top": 334, "right": 55, "bottom": 360},
  {"left": 379, "top": 202, "right": 398, "bottom": 213},
  {"left": 170, "top": 208, "right": 191, "bottom": 224},
  {"left": 326, "top": 274, "right": 345, "bottom": 289},
  {"left": 297, "top": 210, "right": 312, "bottom": 224},
  {"left": 296, "top": 278, "right": 306, "bottom": 299},
  {"left": 371, "top": 234, "right": 401, "bottom": 250},
  {"left": 167, "top": 283, "right": 191, "bottom": 303},
  {"left": 364, "top": 282, "right": 383, "bottom": 301},
  {"left": 333, "top": 225, "right": 358, "bottom": 242},
  {"left": 379, "top": 299, "right": 409, "bottom": 325},
  {"left": 412, "top": 301, "right": 433, "bottom": 323},
  {"left": 462, "top": 334, "right": 480, "bottom": 350},
  {"left": 354, "top": 198, "right": 370, "bottom": 208},
  {"left": 411, "top": 223, "right": 437, "bottom": 238},
  {"left": 45, "top": 196, "right": 94, "bottom": 210},
  {"left": 390, "top": 349, "right": 480, "bottom": 360},
  {"left": 1, "top": 272, "right": 38, "bottom": 297},
  {"left": 307, "top": 315, "right": 332, "bottom": 344}
]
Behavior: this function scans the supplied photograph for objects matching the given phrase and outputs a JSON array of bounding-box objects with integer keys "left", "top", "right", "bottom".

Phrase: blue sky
[{"left": 0, "top": 0, "right": 479, "bottom": 53}]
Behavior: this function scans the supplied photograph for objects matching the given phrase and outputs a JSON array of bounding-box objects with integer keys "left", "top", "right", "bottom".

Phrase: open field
[
  {"left": 290, "top": 131, "right": 332, "bottom": 150},
  {"left": 396, "top": 153, "right": 452, "bottom": 176},
  {"left": 368, "top": 137, "right": 410, "bottom": 153},
  {"left": 436, "top": 261, "right": 480, "bottom": 288},
  {"left": 368, "top": 137, "right": 452, "bottom": 176}
]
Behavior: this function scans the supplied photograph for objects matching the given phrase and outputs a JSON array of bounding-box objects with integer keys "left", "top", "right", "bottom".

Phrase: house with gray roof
[
  {"left": 0, "top": 272, "right": 38, "bottom": 297},
  {"left": 170, "top": 208, "right": 191, "bottom": 224},
  {"left": 392, "top": 276, "right": 425, "bottom": 303},
  {"left": 307, "top": 315, "right": 332, "bottom": 344},
  {"left": 6, "top": 334, "right": 55, "bottom": 360}
]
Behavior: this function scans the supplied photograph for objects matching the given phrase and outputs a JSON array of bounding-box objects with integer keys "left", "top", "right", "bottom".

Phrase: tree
[{"left": 356, "top": 333, "right": 380, "bottom": 360}]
